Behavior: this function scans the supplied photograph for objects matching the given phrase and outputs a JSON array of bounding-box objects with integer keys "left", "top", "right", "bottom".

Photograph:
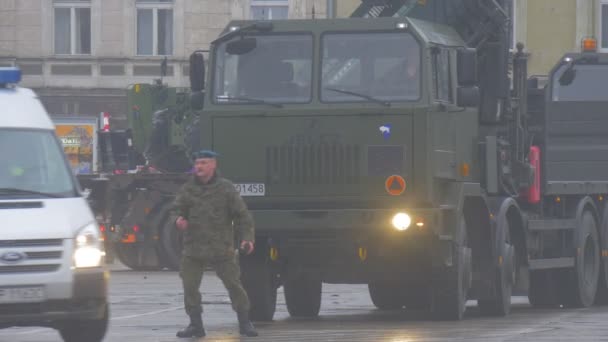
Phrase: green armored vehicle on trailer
[{"left": 82, "top": 0, "right": 608, "bottom": 321}]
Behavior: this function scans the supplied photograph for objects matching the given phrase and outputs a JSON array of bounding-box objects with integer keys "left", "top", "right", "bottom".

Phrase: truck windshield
[
  {"left": 213, "top": 34, "right": 313, "bottom": 104},
  {"left": 552, "top": 64, "right": 608, "bottom": 101},
  {"left": 0, "top": 129, "right": 77, "bottom": 198},
  {"left": 321, "top": 32, "right": 421, "bottom": 103}
]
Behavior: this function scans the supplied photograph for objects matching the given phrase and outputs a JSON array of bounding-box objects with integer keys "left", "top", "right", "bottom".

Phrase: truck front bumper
[{"left": 254, "top": 207, "right": 455, "bottom": 263}]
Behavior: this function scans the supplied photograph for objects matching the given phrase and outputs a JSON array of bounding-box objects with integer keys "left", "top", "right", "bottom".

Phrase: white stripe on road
[{"left": 111, "top": 306, "right": 184, "bottom": 320}]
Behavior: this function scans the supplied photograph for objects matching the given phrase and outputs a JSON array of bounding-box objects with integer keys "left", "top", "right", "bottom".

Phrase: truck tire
[
  {"left": 528, "top": 270, "right": 559, "bottom": 308},
  {"left": 565, "top": 210, "right": 600, "bottom": 307},
  {"left": 240, "top": 256, "right": 277, "bottom": 322},
  {"left": 478, "top": 220, "right": 515, "bottom": 316},
  {"left": 160, "top": 213, "right": 182, "bottom": 271},
  {"left": 595, "top": 203, "right": 608, "bottom": 305},
  {"left": 284, "top": 273, "right": 322, "bottom": 317},
  {"left": 58, "top": 304, "right": 109, "bottom": 342},
  {"left": 430, "top": 217, "right": 471, "bottom": 320},
  {"left": 368, "top": 281, "right": 404, "bottom": 310},
  {"left": 115, "top": 243, "right": 162, "bottom": 271}
]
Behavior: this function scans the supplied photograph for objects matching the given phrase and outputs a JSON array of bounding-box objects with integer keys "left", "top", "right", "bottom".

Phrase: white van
[{"left": 0, "top": 68, "right": 108, "bottom": 342}]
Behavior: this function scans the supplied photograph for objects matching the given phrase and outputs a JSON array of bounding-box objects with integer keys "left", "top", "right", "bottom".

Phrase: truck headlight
[
  {"left": 74, "top": 223, "right": 104, "bottom": 268},
  {"left": 392, "top": 213, "right": 411, "bottom": 231}
]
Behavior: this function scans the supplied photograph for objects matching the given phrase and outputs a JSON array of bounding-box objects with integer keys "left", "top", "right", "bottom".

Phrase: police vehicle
[{"left": 0, "top": 67, "right": 108, "bottom": 342}]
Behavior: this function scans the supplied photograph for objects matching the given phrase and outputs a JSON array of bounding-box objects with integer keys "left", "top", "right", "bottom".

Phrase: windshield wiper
[
  {"left": 216, "top": 96, "right": 283, "bottom": 108},
  {"left": 324, "top": 87, "right": 391, "bottom": 107},
  {"left": 0, "top": 188, "right": 64, "bottom": 198}
]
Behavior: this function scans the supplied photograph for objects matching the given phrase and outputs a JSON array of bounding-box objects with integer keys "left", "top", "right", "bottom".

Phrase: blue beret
[{"left": 192, "top": 150, "right": 220, "bottom": 160}]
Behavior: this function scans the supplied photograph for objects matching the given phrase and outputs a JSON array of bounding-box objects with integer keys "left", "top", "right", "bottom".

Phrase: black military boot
[
  {"left": 176, "top": 313, "right": 206, "bottom": 338},
  {"left": 237, "top": 311, "right": 258, "bottom": 337}
]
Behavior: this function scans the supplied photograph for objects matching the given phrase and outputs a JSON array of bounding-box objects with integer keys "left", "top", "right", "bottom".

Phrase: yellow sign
[
  {"left": 55, "top": 124, "right": 95, "bottom": 174},
  {"left": 385, "top": 175, "right": 406, "bottom": 196}
]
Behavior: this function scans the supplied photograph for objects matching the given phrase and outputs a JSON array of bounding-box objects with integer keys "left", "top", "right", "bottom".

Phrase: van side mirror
[
  {"left": 457, "top": 48, "right": 478, "bottom": 86},
  {"left": 457, "top": 86, "right": 480, "bottom": 107},
  {"left": 189, "top": 51, "right": 205, "bottom": 92}
]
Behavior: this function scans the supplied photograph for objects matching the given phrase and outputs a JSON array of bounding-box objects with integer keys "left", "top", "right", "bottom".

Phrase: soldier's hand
[
  {"left": 175, "top": 216, "right": 188, "bottom": 231},
  {"left": 240, "top": 241, "right": 255, "bottom": 255}
]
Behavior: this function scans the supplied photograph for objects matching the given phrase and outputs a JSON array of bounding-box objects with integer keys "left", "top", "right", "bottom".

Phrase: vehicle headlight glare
[
  {"left": 74, "top": 247, "right": 103, "bottom": 268},
  {"left": 392, "top": 213, "right": 411, "bottom": 231},
  {"left": 74, "top": 223, "right": 103, "bottom": 268}
]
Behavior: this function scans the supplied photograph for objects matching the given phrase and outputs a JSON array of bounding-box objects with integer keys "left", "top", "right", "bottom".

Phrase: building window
[
  {"left": 251, "top": 0, "right": 289, "bottom": 20},
  {"left": 600, "top": 0, "right": 608, "bottom": 50},
  {"left": 54, "top": 0, "right": 91, "bottom": 55},
  {"left": 136, "top": 0, "right": 174, "bottom": 56}
]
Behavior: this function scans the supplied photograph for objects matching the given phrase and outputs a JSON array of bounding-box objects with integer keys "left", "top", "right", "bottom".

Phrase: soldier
[{"left": 172, "top": 150, "right": 258, "bottom": 338}]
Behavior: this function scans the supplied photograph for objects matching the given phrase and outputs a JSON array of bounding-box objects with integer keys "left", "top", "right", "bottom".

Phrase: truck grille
[{"left": 266, "top": 144, "right": 361, "bottom": 185}]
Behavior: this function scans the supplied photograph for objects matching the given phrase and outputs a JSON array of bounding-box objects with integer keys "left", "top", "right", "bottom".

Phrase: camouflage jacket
[{"left": 172, "top": 174, "right": 254, "bottom": 259}]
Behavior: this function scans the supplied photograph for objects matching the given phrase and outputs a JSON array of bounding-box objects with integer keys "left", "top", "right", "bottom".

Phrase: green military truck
[{"left": 81, "top": 0, "right": 608, "bottom": 321}]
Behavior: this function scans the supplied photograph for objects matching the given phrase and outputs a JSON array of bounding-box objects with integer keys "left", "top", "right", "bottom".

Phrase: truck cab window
[
  {"left": 432, "top": 48, "right": 452, "bottom": 103},
  {"left": 213, "top": 34, "right": 313, "bottom": 104},
  {"left": 321, "top": 32, "right": 421, "bottom": 103},
  {"left": 552, "top": 63, "right": 608, "bottom": 101}
]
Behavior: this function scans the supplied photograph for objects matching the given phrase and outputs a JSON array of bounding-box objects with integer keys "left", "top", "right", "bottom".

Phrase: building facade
[{"left": 0, "top": 0, "right": 327, "bottom": 127}]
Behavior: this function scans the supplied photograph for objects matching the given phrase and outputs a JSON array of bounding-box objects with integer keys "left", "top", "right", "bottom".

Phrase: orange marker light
[{"left": 582, "top": 37, "right": 597, "bottom": 52}]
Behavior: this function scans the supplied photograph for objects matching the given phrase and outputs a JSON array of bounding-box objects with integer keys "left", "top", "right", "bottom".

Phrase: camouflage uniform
[{"left": 173, "top": 174, "right": 254, "bottom": 316}]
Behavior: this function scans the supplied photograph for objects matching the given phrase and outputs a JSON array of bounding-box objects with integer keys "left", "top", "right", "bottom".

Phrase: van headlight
[{"left": 74, "top": 223, "right": 104, "bottom": 268}]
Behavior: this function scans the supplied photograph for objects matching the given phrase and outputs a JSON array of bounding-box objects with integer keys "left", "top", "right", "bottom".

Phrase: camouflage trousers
[{"left": 179, "top": 253, "right": 251, "bottom": 316}]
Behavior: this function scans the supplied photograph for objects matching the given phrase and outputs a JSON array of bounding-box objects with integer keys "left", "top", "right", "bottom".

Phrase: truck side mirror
[
  {"left": 189, "top": 51, "right": 205, "bottom": 93},
  {"left": 457, "top": 86, "right": 480, "bottom": 107},
  {"left": 457, "top": 48, "right": 478, "bottom": 86}
]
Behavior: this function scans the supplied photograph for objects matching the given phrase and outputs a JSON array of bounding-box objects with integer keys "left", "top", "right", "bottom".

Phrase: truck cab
[
  {"left": 0, "top": 68, "right": 108, "bottom": 342},
  {"left": 199, "top": 15, "right": 483, "bottom": 321}
]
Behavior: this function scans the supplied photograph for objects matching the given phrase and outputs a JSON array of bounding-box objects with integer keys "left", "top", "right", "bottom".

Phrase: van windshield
[{"left": 0, "top": 129, "right": 77, "bottom": 198}]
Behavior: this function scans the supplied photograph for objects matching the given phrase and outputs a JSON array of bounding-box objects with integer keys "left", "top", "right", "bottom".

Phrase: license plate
[
  {"left": 0, "top": 286, "right": 45, "bottom": 304},
  {"left": 235, "top": 183, "right": 265, "bottom": 197}
]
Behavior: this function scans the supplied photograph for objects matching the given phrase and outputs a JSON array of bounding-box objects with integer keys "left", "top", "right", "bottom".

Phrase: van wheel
[{"left": 59, "top": 304, "right": 109, "bottom": 342}]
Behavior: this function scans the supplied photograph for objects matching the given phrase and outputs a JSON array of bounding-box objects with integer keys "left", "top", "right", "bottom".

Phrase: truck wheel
[
  {"left": 430, "top": 217, "right": 471, "bottom": 320},
  {"left": 115, "top": 243, "right": 161, "bottom": 271},
  {"left": 160, "top": 213, "right": 182, "bottom": 271},
  {"left": 284, "top": 273, "right": 322, "bottom": 317},
  {"left": 240, "top": 257, "right": 277, "bottom": 322},
  {"left": 368, "top": 281, "right": 404, "bottom": 310},
  {"left": 595, "top": 203, "right": 608, "bottom": 305},
  {"left": 566, "top": 210, "right": 600, "bottom": 307},
  {"left": 478, "top": 220, "right": 515, "bottom": 316},
  {"left": 528, "top": 270, "right": 559, "bottom": 308},
  {"left": 58, "top": 304, "right": 109, "bottom": 342}
]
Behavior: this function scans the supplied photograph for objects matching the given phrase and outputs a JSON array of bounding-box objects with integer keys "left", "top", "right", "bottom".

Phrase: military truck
[
  {"left": 188, "top": 0, "right": 608, "bottom": 321},
  {"left": 82, "top": 0, "right": 608, "bottom": 322}
]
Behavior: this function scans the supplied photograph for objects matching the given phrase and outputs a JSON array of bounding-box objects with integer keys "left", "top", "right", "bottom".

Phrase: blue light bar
[{"left": 0, "top": 67, "right": 21, "bottom": 85}]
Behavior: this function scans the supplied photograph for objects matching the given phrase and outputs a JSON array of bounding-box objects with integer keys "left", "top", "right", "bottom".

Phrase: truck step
[
  {"left": 528, "top": 219, "right": 576, "bottom": 231},
  {"left": 528, "top": 257, "right": 575, "bottom": 270}
]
